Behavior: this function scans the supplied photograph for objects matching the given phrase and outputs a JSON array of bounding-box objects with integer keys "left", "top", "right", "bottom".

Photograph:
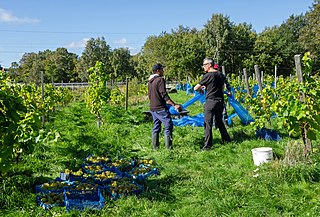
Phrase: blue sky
[{"left": 0, "top": 0, "right": 314, "bottom": 68}]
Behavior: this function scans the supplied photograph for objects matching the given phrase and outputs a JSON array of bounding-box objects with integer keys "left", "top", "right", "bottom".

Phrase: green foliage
[
  {"left": 76, "top": 37, "right": 112, "bottom": 81},
  {"left": 128, "top": 77, "right": 148, "bottom": 96},
  {"left": 0, "top": 73, "right": 70, "bottom": 174},
  {"left": 110, "top": 87, "right": 125, "bottom": 105},
  {"left": 166, "top": 26, "right": 205, "bottom": 80},
  {"left": 247, "top": 84, "right": 277, "bottom": 129},
  {"left": 85, "top": 61, "right": 111, "bottom": 118},
  {"left": 16, "top": 48, "right": 78, "bottom": 84},
  {"left": 302, "top": 52, "right": 313, "bottom": 74},
  {"left": 299, "top": 0, "right": 320, "bottom": 60},
  {"left": 110, "top": 48, "right": 135, "bottom": 81},
  {"left": 0, "top": 72, "right": 27, "bottom": 172},
  {"left": 238, "top": 69, "right": 320, "bottom": 142},
  {"left": 252, "top": 27, "right": 283, "bottom": 74},
  {"left": 201, "top": 13, "right": 233, "bottom": 64}
]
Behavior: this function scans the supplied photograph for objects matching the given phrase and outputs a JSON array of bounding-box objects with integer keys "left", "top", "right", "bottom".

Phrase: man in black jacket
[
  {"left": 148, "top": 63, "right": 181, "bottom": 150},
  {"left": 194, "top": 58, "right": 231, "bottom": 150}
]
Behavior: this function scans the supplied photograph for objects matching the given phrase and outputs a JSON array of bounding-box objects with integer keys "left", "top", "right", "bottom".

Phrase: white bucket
[{"left": 252, "top": 147, "right": 273, "bottom": 166}]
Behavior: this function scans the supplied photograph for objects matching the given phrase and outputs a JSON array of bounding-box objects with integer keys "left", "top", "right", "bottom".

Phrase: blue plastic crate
[
  {"left": 105, "top": 179, "right": 144, "bottom": 200},
  {"left": 64, "top": 188, "right": 105, "bottom": 212},
  {"left": 36, "top": 192, "right": 65, "bottom": 211},
  {"left": 125, "top": 165, "right": 159, "bottom": 181}
]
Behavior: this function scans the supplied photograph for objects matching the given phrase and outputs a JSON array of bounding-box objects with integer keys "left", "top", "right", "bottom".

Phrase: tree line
[{"left": 7, "top": 1, "right": 320, "bottom": 83}]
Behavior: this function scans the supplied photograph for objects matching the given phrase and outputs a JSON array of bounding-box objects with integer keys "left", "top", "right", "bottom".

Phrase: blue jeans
[{"left": 151, "top": 109, "right": 173, "bottom": 136}]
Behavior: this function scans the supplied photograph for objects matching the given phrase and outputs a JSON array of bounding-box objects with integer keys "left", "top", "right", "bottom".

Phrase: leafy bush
[{"left": 110, "top": 87, "right": 125, "bottom": 105}]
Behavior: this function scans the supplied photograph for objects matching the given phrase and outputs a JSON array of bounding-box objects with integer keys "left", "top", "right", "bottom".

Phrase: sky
[{"left": 0, "top": 0, "right": 315, "bottom": 68}]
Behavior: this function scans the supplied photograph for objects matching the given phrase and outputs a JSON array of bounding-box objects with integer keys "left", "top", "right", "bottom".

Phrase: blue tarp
[
  {"left": 226, "top": 113, "right": 238, "bottom": 126},
  {"left": 175, "top": 83, "right": 194, "bottom": 95},
  {"left": 170, "top": 91, "right": 255, "bottom": 126},
  {"left": 172, "top": 113, "right": 204, "bottom": 127},
  {"left": 169, "top": 92, "right": 205, "bottom": 115},
  {"left": 227, "top": 95, "right": 254, "bottom": 125},
  {"left": 256, "top": 127, "right": 282, "bottom": 141}
]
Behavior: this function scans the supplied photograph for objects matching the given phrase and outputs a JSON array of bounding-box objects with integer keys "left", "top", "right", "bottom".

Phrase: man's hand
[
  {"left": 194, "top": 84, "right": 205, "bottom": 94},
  {"left": 174, "top": 104, "right": 182, "bottom": 112},
  {"left": 199, "top": 86, "right": 205, "bottom": 94}
]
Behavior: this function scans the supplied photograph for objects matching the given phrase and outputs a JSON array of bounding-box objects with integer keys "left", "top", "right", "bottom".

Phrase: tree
[
  {"left": 252, "top": 27, "right": 283, "bottom": 75},
  {"left": 299, "top": 0, "right": 320, "bottom": 72},
  {"left": 17, "top": 52, "right": 45, "bottom": 84},
  {"left": 276, "top": 15, "right": 307, "bottom": 75},
  {"left": 8, "top": 62, "right": 19, "bottom": 79},
  {"left": 17, "top": 48, "right": 78, "bottom": 83},
  {"left": 131, "top": 53, "right": 149, "bottom": 81},
  {"left": 76, "top": 37, "right": 112, "bottom": 81},
  {"left": 166, "top": 26, "right": 205, "bottom": 80},
  {"left": 251, "top": 14, "right": 307, "bottom": 76},
  {"left": 200, "top": 14, "right": 233, "bottom": 69},
  {"left": 230, "top": 23, "right": 257, "bottom": 75},
  {"left": 140, "top": 33, "right": 172, "bottom": 72},
  {"left": 44, "top": 48, "right": 78, "bottom": 83},
  {"left": 110, "top": 48, "right": 135, "bottom": 81}
]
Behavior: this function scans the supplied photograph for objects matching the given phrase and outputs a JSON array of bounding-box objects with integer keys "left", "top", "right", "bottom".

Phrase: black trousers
[{"left": 204, "top": 99, "right": 231, "bottom": 148}]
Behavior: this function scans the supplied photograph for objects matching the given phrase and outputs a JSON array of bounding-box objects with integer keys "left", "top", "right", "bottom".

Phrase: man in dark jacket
[
  {"left": 148, "top": 63, "right": 182, "bottom": 150},
  {"left": 194, "top": 58, "right": 231, "bottom": 150}
]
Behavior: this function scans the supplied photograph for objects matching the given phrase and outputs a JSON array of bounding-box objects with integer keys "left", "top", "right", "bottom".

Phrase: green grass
[{"left": 1, "top": 91, "right": 320, "bottom": 216}]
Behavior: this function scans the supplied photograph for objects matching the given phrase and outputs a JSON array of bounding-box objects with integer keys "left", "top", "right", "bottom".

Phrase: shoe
[
  {"left": 152, "top": 133, "right": 160, "bottom": 150},
  {"left": 221, "top": 139, "right": 231, "bottom": 145},
  {"left": 202, "top": 147, "right": 212, "bottom": 151}
]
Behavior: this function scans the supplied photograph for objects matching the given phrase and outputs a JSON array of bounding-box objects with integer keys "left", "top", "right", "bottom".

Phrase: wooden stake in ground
[
  {"left": 254, "top": 65, "right": 263, "bottom": 98},
  {"left": 125, "top": 77, "right": 129, "bottom": 110},
  {"left": 294, "top": 54, "right": 312, "bottom": 156},
  {"left": 243, "top": 68, "right": 250, "bottom": 96}
]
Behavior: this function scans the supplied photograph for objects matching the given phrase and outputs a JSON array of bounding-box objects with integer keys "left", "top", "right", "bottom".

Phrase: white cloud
[
  {"left": 113, "top": 37, "right": 141, "bottom": 55},
  {"left": 65, "top": 38, "right": 89, "bottom": 49},
  {"left": 0, "top": 8, "right": 39, "bottom": 24},
  {"left": 112, "top": 37, "right": 142, "bottom": 54},
  {"left": 113, "top": 37, "right": 127, "bottom": 45},
  {"left": 128, "top": 46, "right": 141, "bottom": 55}
]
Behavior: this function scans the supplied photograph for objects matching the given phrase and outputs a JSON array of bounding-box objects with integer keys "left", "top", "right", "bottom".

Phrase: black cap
[{"left": 152, "top": 63, "right": 165, "bottom": 72}]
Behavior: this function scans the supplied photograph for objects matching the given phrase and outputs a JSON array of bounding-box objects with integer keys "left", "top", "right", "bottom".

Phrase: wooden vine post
[
  {"left": 41, "top": 71, "right": 45, "bottom": 125},
  {"left": 254, "top": 65, "right": 263, "bottom": 98},
  {"left": 294, "top": 54, "right": 312, "bottom": 155},
  {"left": 243, "top": 68, "right": 251, "bottom": 96},
  {"left": 221, "top": 66, "right": 226, "bottom": 75},
  {"left": 125, "top": 77, "right": 129, "bottom": 110},
  {"left": 274, "top": 65, "right": 277, "bottom": 89},
  {"left": 221, "top": 66, "right": 230, "bottom": 110}
]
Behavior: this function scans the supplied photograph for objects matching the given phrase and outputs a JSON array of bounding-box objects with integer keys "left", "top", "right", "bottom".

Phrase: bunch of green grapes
[
  {"left": 94, "top": 171, "right": 118, "bottom": 181},
  {"left": 40, "top": 192, "right": 64, "bottom": 204},
  {"left": 86, "top": 156, "right": 111, "bottom": 164},
  {"left": 108, "top": 179, "right": 140, "bottom": 195},
  {"left": 41, "top": 181, "right": 71, "bottom": 190}
]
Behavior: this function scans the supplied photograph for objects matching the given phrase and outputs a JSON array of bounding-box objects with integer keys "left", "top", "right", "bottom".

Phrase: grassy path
[{"left": 1, "top": 92, "right": 320, "bottom": 216}]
